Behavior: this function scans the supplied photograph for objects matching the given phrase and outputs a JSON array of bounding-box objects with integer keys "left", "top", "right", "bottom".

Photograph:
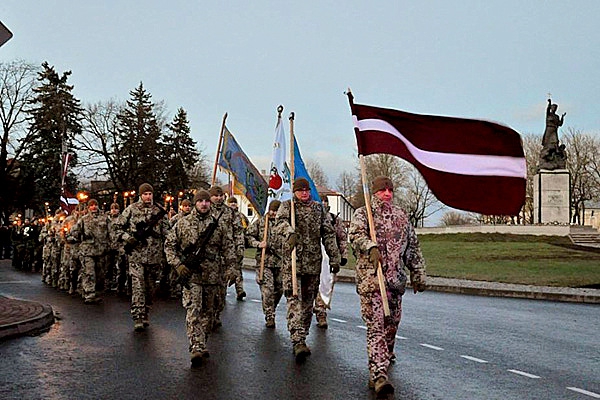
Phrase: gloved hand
[
  {"left": 287, "top": 233, "right": 298, "bottom": 249},
  {"left": 340, "top": 257, "right": 348, "bottom": 266},
  {"left": 410, "top": 270, "right": 426, "bottom": 293},
  {"left": 330, "top": 263, "right": 340, "bottom": 274},
  {"left": 368, "top": 247, "right": 381, "bottom": 266},
  {"left": 176, "top": 264, "right": 192, "bottom": 280}
]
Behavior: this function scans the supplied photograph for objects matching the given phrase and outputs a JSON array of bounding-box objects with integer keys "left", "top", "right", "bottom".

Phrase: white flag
[
  {"left": 318, "top": 244, "right": 335, "bottom": 307},
  {"left": 266, "top": 116, "right": 291, "bottom": 208}
]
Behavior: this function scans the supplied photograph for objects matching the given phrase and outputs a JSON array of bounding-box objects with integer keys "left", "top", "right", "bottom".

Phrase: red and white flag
[
  {"left": 60, "top": 188, "right": 79, "bottom": 215},
  {"left": 351, "top": 102, "right": 527, "bottom": 215}
]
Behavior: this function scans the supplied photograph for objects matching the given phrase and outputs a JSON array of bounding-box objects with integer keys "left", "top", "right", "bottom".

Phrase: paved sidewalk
[{"left": 1, "top": 262, "right": 598, "bottom": 342}]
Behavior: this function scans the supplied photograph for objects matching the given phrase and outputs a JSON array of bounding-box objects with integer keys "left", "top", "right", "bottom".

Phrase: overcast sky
[{"left": 2, "top": 1, "right": 599, "bottom": 197}]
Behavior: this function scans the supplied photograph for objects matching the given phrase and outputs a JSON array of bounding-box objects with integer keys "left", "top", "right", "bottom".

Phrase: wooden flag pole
[
  {"left": 289, "top": 111, "right": 298, "bottom": 298},
  {"left": 211, "top": 112, "right": 228, "bottom": 186},
  {"left": 258, "top": 213, "right": 269, "bottom": 281},
  {"left": 348, "top": 87, "right": 390, "bottom": 317}
]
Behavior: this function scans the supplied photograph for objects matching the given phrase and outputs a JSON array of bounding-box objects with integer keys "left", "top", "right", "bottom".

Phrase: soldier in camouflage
[
  {"left": 164, "top": 189, "right": 236, "bottom": 366},
  {"left": 313, "top": 194, "right": 349, "bottom": 329},
  {"left": 275, "top": 178, "right": 341, "bottom": 362},
  {"left": 209, "top": 186, "right": 244, "bottom": 328},
  {"left": 107, "top": 203, "right": 128, "bottom": 295},
  {"left": 349, "top": 176, "right": 427, "bottom": 398},
  {"left": 69, "top": 199, "right": 111, "bottom": 304},
  {"left": 113, "top": 183, "right": 169, "bottom": 331},
  {"left": 245, "top": 200, "right": 283, "bottom": 328},
  {"left": 225, "top": 196, "right": 247, "bottom": 301},
  {"left": 164, "top": 199, "right": 192, "bottom": 298},
  {"left": 58, "top": 211, "right": 78, "bottom": 292}
]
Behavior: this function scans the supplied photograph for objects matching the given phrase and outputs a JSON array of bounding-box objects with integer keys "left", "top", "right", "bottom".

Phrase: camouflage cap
[
  {"left": 268, "top": 200, "right": 281, "bottom": 212},
  {"left": 139, "top": 183, "right": 154, "bottom": 194},
  {"left": 209, "top": 186, "right": 224, "bottom": 196},
  {"left": 292, "top": 178, "right": 310, "bottom": 192},
  {"left": 372, "top": 176, "right": 394, "bottom": 193},
  {"left": 227, "top": 197, "right": 238, "bottom": 204},
  {"left": 193, "top": 189, "right": 211, "bottom": 203}
]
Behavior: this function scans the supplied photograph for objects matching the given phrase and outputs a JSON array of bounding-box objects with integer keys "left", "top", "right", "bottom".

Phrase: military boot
[
  {"left": 374, "top": 377, "right": 394, "bottom": 398},
  {"left": 265, "top": 317, "right": 275, "bottom": 328},
  {"left": 293, "top": 342, "right": 311, "bottom": 362},
  {"left": 316, "top": 314, "right": 328, "bottom": 329},
  {"left": 133, "top": 319, "right": 145, "bottom": 332},
  {"left": 236, "top": 291, "right": 246, "bottom": 301}
]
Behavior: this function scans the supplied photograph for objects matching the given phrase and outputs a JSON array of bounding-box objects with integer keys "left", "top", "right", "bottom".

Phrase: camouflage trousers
[
  {"left": 359, "top": 290, "right": 402, "bottom": 381},
  {"left": 257, "top": 267, "right": 283, "bottom": 322},
  {"left": 284, "top": 274, "right": 319, "bottom": 345},
  {"left": 69, "top": 255, "right": 81, "bottom": 295},
  {"left": 129, "top": 262, "right": 160, "bottom": 321},
  {"left": 58, "top": 245, "right": 72, "bottom": 291},
  {"left": 313, "top": 292, "right": 327, "bottom": 319},
  {"left": 227, "top": 263, "right": 245, "bottom": 296},
  {"left": 80, "top": 255, "right": 105, "bottom": 301},
  {"left": 182, "top": 283, "right": 219, "bottom": 353}
]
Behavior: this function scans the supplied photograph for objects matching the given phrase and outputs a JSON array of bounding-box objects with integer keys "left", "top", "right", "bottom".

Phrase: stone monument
[{"left": 533, "top": 98, "right": 570, "bottom": 224}]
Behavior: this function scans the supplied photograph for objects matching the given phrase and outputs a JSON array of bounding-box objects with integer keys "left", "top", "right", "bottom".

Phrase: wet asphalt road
[{"left": 0, "top": 261, "right": 599, "bottom": 400}]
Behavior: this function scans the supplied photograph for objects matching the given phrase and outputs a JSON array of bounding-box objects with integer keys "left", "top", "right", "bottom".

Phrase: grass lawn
[{"left": 247, "top": 233, "right": 600, "bottom": 288}]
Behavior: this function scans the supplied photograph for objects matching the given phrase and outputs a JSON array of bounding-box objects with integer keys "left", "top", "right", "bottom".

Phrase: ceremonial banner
[
  {"left": 292, "top": 135, "right": 320, "bottom": 203},
  {"left": 60, "top": 189, "right": 79, "bottom": 215},
  {"left": 351, "top": 102, "right": 526, "bottom": 215},
  {"left": 266, "top": 116, "right": 292, "bottom": 207},
  {"left": 217, "top": 126, "right": 269, "bottom": 216}
]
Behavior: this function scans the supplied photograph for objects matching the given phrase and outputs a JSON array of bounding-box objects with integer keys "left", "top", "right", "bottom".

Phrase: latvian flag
[
  {"left": 60, "top": 189, "right": 79, "bottom": 215},
  {"left": 351, "top": 102, "right": 527, "bottom": 216}
]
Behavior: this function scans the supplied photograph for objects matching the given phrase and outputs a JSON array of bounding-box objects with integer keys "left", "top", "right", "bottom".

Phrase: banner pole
[
  {"left": 211, "top": 113, "right": 228, "bottom": 186},
  {"left": 289, "top": 111, "right": 298, "bottom": 297}
]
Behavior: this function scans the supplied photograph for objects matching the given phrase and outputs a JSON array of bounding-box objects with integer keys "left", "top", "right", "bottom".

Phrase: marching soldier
[
  {"left": 209, "top": 185, "right": 243, "bottom": 328},
  {"left": 164, "top": 189, "right": 236, "bottom": 366},
  {"left": 349, "top": 176, "right": 427, "bottom": 397},
  {"left": 245, "top": 200, "right": 283, "bottom": 328},
  {"left": 275, "top": 178, "right": 341, "bottom": 362},
  {"left": 226, "top": 196, "right": 247, "bottom": 300},
  {"left": 107, "top": 203, "right": 128, "bottom": 296},
  {"left": 69, "top": 199, "right": 111, "bottom": 304},
  {"left": 313, "top": 194, "right": 349, "bottom": 329},
  {"left": 113, "top": 183, "right": 169, "bottom": 331}
]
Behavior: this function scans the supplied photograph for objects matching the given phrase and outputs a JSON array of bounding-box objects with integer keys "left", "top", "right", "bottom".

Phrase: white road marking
[
  {"left": 508, "top": 369, "right": 540, "bottom": 379},
  {"left": 330, "top": 318, "right": 347, "bottom": 323},
  {"left": 460, "top": 355, "right": 488, "bottom": 363},
  {"left": 420, "top": 343, "right": 444, "bottom": 351},
  {"left": 567, "top": 387, "right": 600, "bottom": 398},
  {"left": 395, "top": 335, "right": 407, "bottom": 340},
  {"left": 250, "top": 299, "right": 261, "bottom": 303},
  {"left": 357, "top": 325, "right": 367, "bottom": 330}
]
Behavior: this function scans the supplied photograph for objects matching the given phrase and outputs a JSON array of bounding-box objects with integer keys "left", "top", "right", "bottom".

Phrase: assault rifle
[
  {"left": 124, "top": 203, "right": 167, "bottom": 254},
  {"left": 178, "top": 209, "right": 224, "bottom": 288}
]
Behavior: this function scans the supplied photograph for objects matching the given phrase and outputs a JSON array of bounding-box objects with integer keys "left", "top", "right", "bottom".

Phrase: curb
[{"left": 0, "top": 296, "right": 55, "bottom": 341}]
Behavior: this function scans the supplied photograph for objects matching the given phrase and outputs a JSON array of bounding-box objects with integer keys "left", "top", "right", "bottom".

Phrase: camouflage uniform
[
  {"left": 69, "top": 207, "right": 110, "bottom": 302},
  {"left": 164, "top": 207, "right": 235, "bottom": 356},
  {"left": 246, "top": 214, "right": 283, "bottom": 325},
  {"left": 349, "top": 195, "right": 426, "bottom": 384},
  {"left": 227, "top": 208, "right": 247, "bottom": 299},
  {"left": 275, "top": 197, "right": 341, "bottom": 351},
  {"left": 314, "top": 210, "right": 348, "bottom": 326},
  {"left": 108, "top": 211, "right": 128, "bottom": 295},
  {"left": 49, "top": 216, "right": 65, "bottom": 287},
  {"left": 210, "top": 200, "right": 242, "bottom": 326},
  {"left": 58, "top": 214, "right": 77, "bottom": 291},
  {"left": 113, "top": 199, "right": 168, "bottom": 325}
]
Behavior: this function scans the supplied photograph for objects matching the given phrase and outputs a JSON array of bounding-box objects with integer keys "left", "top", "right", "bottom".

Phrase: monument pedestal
[{"left": 533, "top": 169, "right": 570, "bottom": 224}]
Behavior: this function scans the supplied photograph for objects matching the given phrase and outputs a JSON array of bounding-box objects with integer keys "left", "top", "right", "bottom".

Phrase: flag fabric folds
[
  {"left": 60, "top": 189, "right": 79, "bottom": 215},
  {"left": 351, "top": 102, "right": 527, "bottom": 215},
  {"left": 292, "top": 135, "right": 320, "bottom": 202},
  {"left": 267, "top": 117, "right": 292, "bottom": 207},
  {"left": 217, "top": 126, "right": 269, "bottom": 215}
]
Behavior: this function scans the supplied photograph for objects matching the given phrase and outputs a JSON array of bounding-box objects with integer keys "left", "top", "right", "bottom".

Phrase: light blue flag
[{"left": 292, "top": 135, "right": 320, "bottom": 203}]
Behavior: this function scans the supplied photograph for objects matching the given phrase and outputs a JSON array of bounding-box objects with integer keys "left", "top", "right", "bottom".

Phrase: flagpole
[
  {"left": 347, "top": 88, "right": 390, "bottom": 317},
  {"left": 258, "top": 213, "right": 269, "bottom": 281},
  {"left": 289, "top": 111, "right": 298, "bottom": 298},
  {"left": 211, "top": 112, "right": 228, "bottom": 186}
]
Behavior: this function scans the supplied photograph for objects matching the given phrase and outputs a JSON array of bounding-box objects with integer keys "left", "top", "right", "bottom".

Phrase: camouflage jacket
[
  {"left": 328, "top": 212, "right": 348, "bottom": 259},
  {"left": 349, "top": 196, "right": 426, "bottom": 295},
  {"left": 211, "top": 203, "right": 244, "bottom": 259},
  {"left": 246, "top": 214, "right": 282, "bottom": 269},
  {"left": 112, "top": 200, "right": 168, "bottom": 264},
  {"left": 275, "top": 198, "right": 341, "bottom": 275},
  {"left": 69, "top": 210, "right": 110, "bottom": 257},
  {"left": 164, "top": 208, "right": 235, "bottom": 285}
]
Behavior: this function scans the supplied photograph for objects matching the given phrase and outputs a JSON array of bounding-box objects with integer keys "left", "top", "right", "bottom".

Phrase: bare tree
[
  {"left": 306, "top": 159, "right": 329, "bottom": 188},
  {"left": 398, "top": 168, "right": 444, "bottom": 227},
  {"left": 440, "top": 211, "right": 475, "bottom": 226},
  {"left": 335, "top": 170, "right": 357, "bottom": 199},
  {"left": 521, "top": 133, "right": 542, "bottom": 224}
]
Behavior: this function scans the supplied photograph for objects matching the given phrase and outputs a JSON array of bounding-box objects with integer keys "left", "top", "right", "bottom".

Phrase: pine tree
[
  {"left": 162, "top": 107, "right": 200, "bottom": 193},
  {"left": 23, "top": 62, "right": 82, "bottom": 213},
  {"left": 114, "top": 82, "right": 164, "bottom": 192}
]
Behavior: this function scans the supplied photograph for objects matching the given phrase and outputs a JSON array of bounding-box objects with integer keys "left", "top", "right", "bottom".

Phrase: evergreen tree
[
  {"left": 114, "top": 82, "right": 164, "bottom": 192},
  {"left": 162, "top": 107, "right": 200, "bottom": 193},
  {"left": 22, "top": 62, "right": 82, "bottom": 213}
]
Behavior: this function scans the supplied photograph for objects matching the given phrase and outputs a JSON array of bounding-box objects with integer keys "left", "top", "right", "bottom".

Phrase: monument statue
[{"left": 538, "top": 98, "right": 567, "bottom": 170}]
